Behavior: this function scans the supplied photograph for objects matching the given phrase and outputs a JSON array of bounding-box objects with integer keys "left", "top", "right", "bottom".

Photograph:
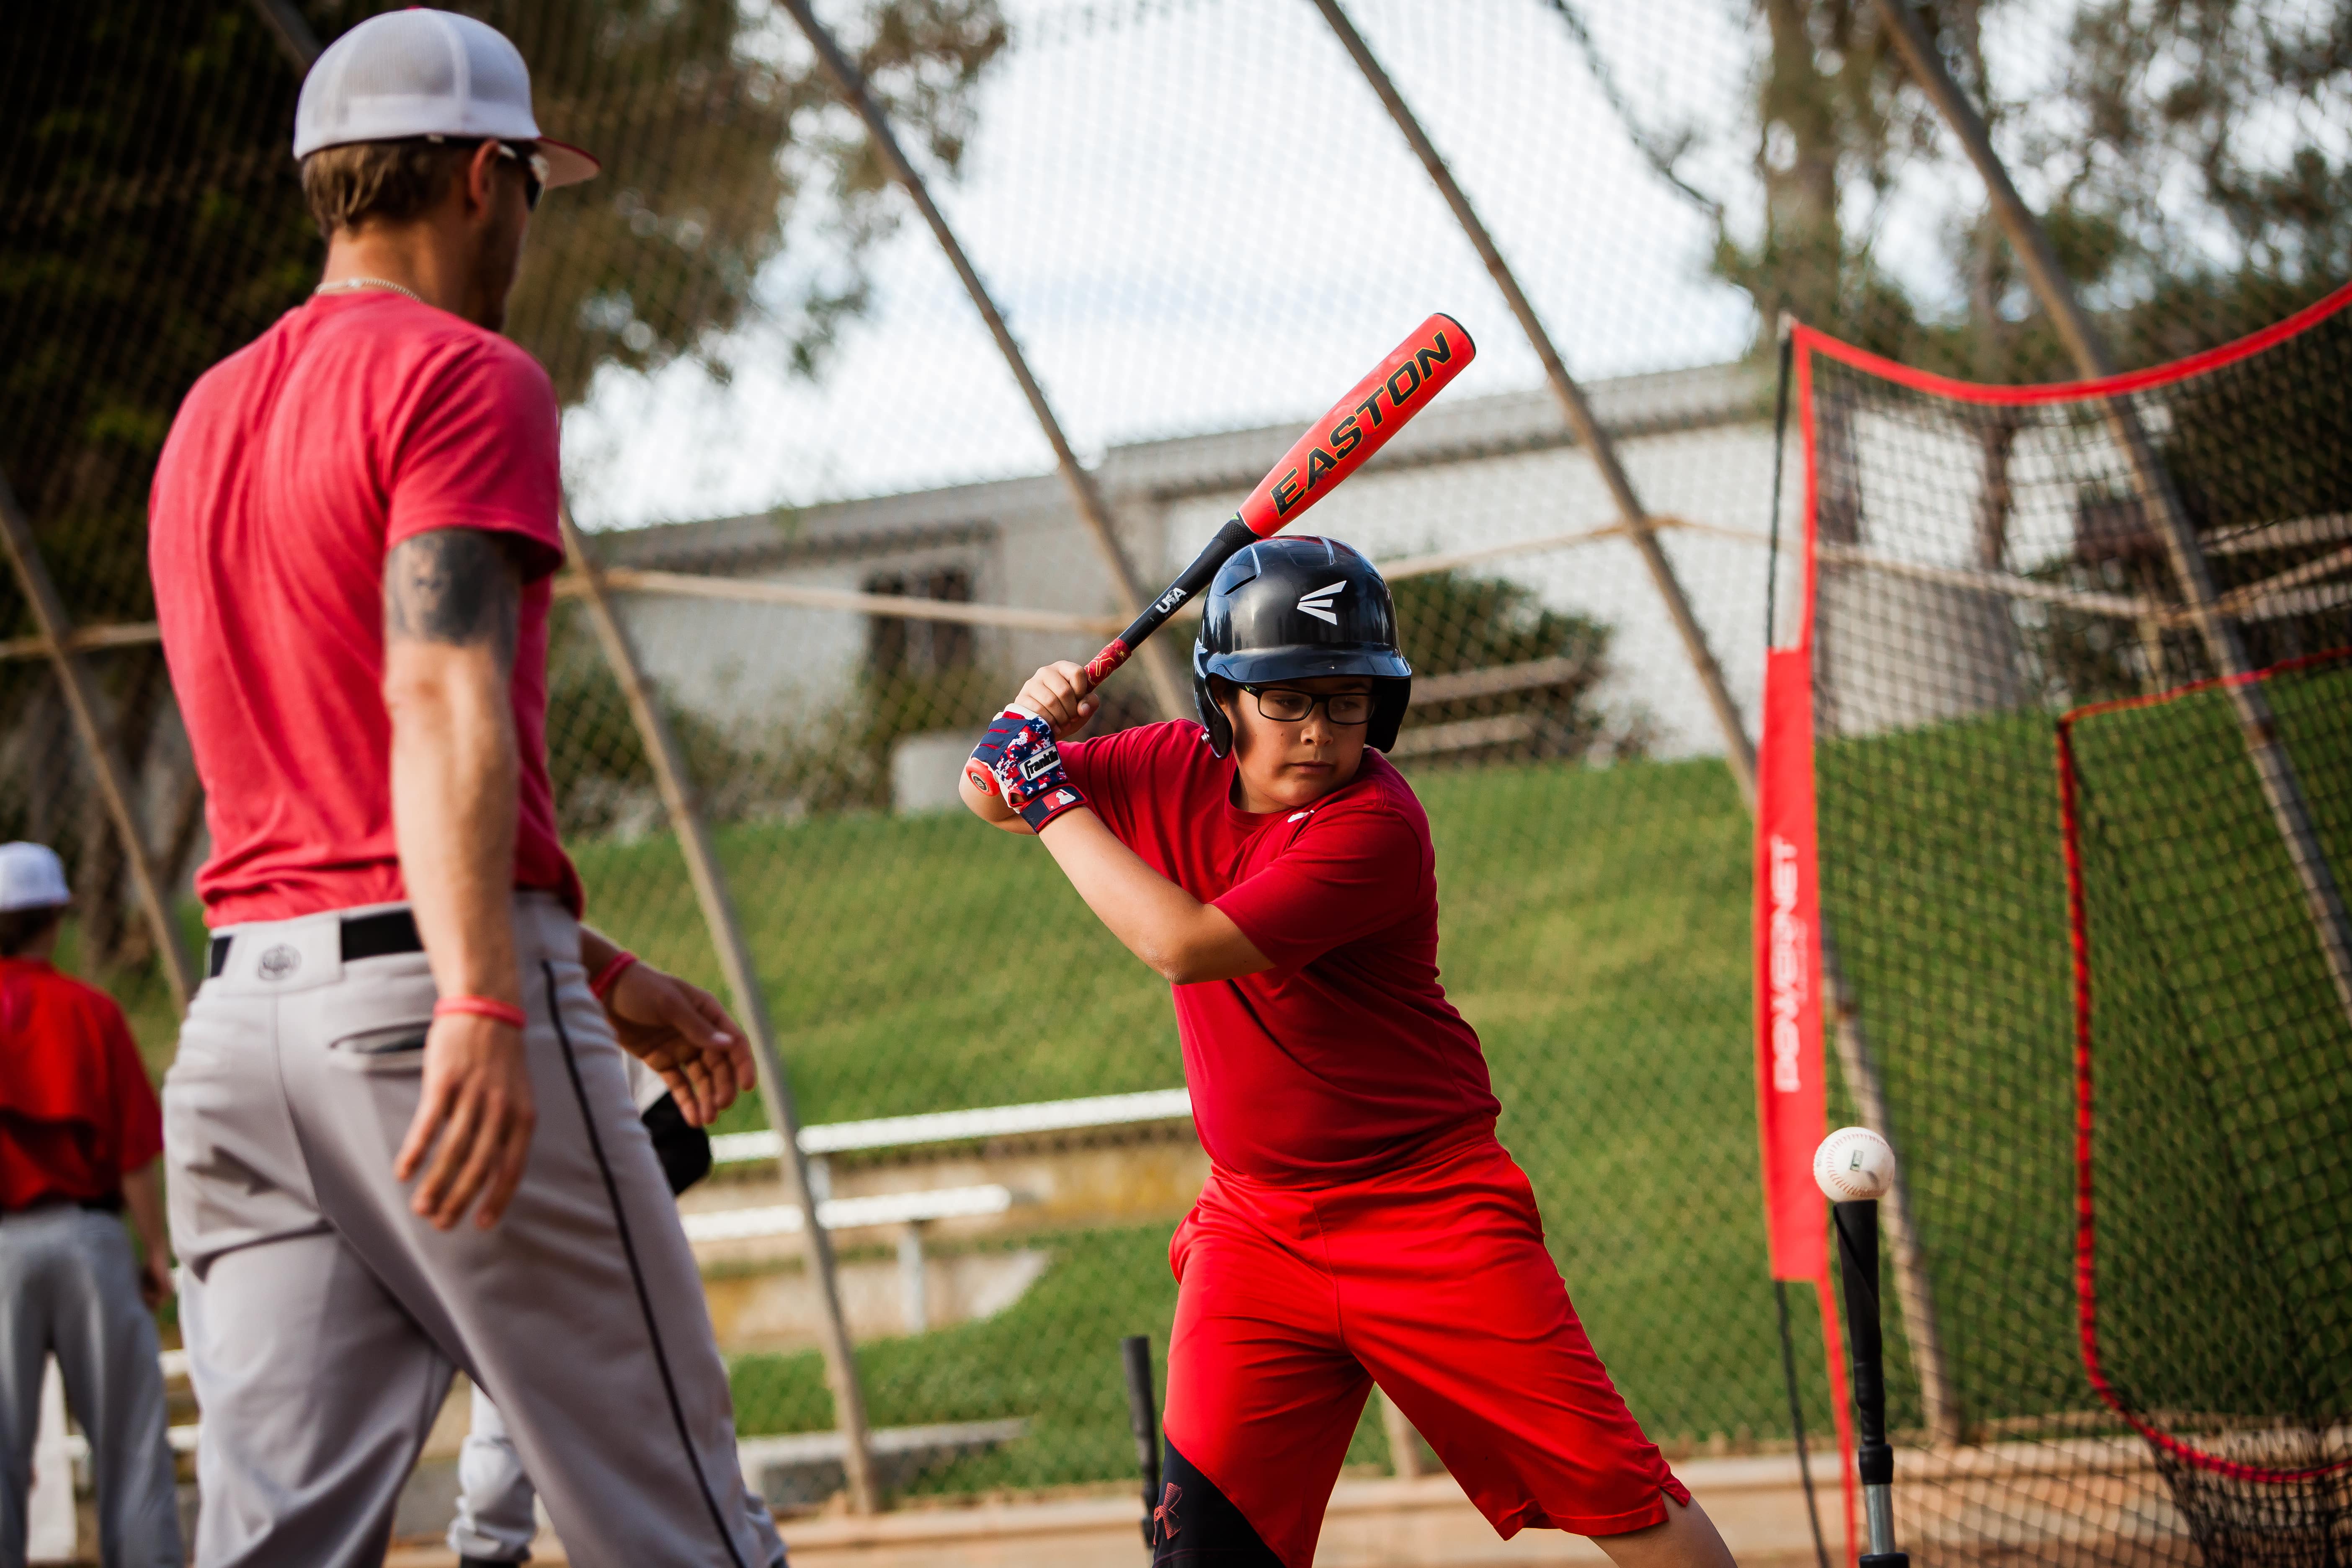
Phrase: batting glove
[{"left": 967, "top": 708, "right": 1089, "bottom": 833}]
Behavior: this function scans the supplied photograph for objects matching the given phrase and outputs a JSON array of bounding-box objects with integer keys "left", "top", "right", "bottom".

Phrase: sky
[
  {"left": 558, "top": 0, "right": 2340, "bottom": 532},
  {"left": 560, "top": 0, "right": 1766, "bottom": 529}
]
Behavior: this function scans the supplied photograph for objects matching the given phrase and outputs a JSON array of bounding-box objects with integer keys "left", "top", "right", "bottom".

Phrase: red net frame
[
  {"left": 1765, "top": 278, "right": 2352, "bottom": 1568},
  {"left": 2055, "top": 650, "right": 2352, "bottom": 1488}
]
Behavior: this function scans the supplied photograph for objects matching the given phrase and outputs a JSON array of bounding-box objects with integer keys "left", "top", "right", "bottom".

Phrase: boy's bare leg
[{"left": 1594, "top": 1494, "right": 1740, "bottom": 1568}]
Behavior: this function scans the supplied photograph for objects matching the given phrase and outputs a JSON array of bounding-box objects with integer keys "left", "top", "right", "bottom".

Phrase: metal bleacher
[{"left": 688, "top": 1086, "right": 1195, "bottom": 1243}]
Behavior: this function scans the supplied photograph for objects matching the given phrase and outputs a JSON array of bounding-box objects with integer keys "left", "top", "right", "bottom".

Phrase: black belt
[
  {"left": 207, "top": 908, "right": 423, "bottom": 979},
  {"left": 1, "top": 1192, "right": 123, "bottom": 1216}
]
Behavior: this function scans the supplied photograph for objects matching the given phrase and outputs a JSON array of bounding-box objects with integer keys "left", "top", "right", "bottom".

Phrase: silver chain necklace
[{"left": 313, "top": 276, "right": 424, "bottom": 304}]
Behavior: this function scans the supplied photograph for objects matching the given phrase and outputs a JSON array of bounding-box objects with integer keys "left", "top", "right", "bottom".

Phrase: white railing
[
  {"left": 709, "top": 1086, "right": 1193, "bottom": 1165},
  {"left": 681, "top": 1183, "right": 1014, "bottom": 1243}
]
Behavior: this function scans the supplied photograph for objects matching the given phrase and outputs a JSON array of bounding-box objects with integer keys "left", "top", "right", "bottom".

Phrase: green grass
[
  {"left": 1416, "top": 758, "right": 1816, "bottom": 1445},
  {"left": 568, "top": 809, "right": 1187, "bottom": 1132},
  {"left": 1815, "top": 709, "right": 2081, "bottom": 1430}
]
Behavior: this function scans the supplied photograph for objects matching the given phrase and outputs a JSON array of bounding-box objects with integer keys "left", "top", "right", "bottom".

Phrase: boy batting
[{"left": 961, "top": 535, "right": 1739, "bottom": 1568}]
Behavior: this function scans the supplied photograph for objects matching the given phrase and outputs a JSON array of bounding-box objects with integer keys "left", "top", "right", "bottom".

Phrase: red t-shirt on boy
[
  {"left": 1061, "top": 721, "right": 1500, "bottom": 1184},
  {"left": 0, "top": 958, "right": 164, "bottom": 1209},
  {"left": 149, "top": 292, "right": 580, "bottom": 926}
]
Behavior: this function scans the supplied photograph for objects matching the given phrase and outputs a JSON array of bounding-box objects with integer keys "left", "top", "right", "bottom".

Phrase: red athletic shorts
[{"left": 1160, "top": 1124, "right": 1688, "bottom": 1568}]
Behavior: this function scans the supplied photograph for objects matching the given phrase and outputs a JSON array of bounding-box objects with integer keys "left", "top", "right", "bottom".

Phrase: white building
[{"left": 589, "top": 360, "right": 1789, "bottom": 771}]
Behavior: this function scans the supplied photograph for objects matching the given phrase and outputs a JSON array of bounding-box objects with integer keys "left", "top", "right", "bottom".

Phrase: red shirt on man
[
  {"left": 0, "top": 958, "right": 164, "bottom": 1209},
  {"left": 1061, "top": 720, "right": 1500, "bottom": 1184},
  {"left": 148, "top": 291, "right": 580, "bottom": 927}
]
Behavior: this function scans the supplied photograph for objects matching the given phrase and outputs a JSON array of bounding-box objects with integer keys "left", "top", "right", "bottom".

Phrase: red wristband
[
  {"left": 433, "top": 996, "right": 528, "bottom": 1030},
  {"left": 589, "top": 950, "right": 639, "bottom": 1001}
]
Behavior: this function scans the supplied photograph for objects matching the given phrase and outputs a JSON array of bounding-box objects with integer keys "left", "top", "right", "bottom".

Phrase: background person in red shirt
[
  {"left": 0, "top": 841, "right": 182, "bottom": 1567},
  {"left": 146, "top": 13, "right": 781, "bottom": 1566},
  {"left": 961, "top": 538, "right": 1739, "bottom": 1568}
]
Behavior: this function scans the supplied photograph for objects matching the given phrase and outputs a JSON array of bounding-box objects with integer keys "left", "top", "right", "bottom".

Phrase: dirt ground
[{"left": 383, "top": 1456, "right": 1843, "bottom": 1567}]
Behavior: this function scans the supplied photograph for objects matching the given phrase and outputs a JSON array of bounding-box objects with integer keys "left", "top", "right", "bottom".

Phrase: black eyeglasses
[
  {"left": 494, "top": 140, "right": 548, "bottom": 211},
  {"left": 1239, "top": 685, "right": 1375, "bottom": 725}
]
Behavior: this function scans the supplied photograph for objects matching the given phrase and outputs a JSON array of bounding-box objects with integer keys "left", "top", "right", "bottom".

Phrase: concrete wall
[{"left": 588, "top": 362, "right": 1785, "bottom": 763}]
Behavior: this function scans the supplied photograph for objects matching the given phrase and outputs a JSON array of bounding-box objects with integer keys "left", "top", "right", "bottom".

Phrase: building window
[{"left": 866, "top": 566, "right": 975, "bottom": 676}]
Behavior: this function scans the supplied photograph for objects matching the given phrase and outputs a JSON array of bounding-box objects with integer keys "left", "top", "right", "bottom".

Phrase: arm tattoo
[{"left": 384, "top": 529, "right": 524, "bottom": 668}]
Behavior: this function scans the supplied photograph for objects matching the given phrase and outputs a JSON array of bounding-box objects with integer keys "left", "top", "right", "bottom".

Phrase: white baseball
[{"left": 1814, "top": 1126, "right": 1897, "bottom": 1201}]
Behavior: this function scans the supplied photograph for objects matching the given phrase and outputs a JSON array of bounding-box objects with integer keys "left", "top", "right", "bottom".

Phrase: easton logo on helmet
[{"left": 1296, "top": 580, "right": 1346, "bottom": 624}]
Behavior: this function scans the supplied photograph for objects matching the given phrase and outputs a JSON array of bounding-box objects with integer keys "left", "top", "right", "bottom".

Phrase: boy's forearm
[
  {"left": 387, "top": 641, "right": 522, "bottom": 1003},
  {"left": 1037, "top": 811, "right": 1269, "bottom": 983},
  {"left": 959, "top": 763, "right": 1027, "bottom": 830}
]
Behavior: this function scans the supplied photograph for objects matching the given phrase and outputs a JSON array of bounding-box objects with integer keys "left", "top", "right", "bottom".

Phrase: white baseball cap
[
  {"left": 0, "top": 843, "right": 71, "bottom": 914},
  {"left": 294, "top": 9, "right": 599, "bottom": 190}
]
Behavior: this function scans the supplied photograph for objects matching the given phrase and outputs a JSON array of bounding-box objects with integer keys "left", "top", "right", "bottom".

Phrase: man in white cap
[
  {"left": 147, "top": 12, "right": 787, "bottom": 1566},
  {"left": 0, "top": 842, "right": 181, "bottom": 1567}
]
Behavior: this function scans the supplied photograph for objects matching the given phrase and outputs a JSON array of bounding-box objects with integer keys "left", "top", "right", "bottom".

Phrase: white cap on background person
[
  {"left": 292, "top": 8, "right": 600, "bottom": 188},
  {"left": 0, "top": 842, "right": 71, "bottom": 913}
]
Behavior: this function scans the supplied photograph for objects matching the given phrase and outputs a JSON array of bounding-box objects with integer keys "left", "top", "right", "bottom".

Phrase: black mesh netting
[
  {"left": 2059, "top": 652, "right": 2352, "bottom": 1568},
  {"left": 14, "top": 0, "right": 2352, "bottom": 1531},
  {"left": 1789, "top": 289, "right": 2352, "bottom": 1568}
]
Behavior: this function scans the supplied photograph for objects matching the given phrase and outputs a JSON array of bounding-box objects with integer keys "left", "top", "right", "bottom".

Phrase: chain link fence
[{"left": 7, "top": 0, "right": 2348, "bottom": 1529}]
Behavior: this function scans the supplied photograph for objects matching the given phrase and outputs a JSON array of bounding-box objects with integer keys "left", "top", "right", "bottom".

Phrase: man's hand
[
  {"left": 119, "top": 1162, "right": 175, "bottom": 1308},
  {"left": 1014, "top": 661, "right": 1099, "bottom": 739},
  {"left": 139, "top": 1244, "right": 175, "bottom": 1310},
  {"left": 602, "top": 962, "right": 757, "bottom": 1127},
  {"left": 395, "top": 1014, "right": 536, "bottom": 1230}
]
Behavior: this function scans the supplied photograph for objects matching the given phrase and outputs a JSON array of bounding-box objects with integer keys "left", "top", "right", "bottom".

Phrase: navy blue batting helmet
[{"left": 1191, "top": 536, "right": 1411, "bottom": 757}]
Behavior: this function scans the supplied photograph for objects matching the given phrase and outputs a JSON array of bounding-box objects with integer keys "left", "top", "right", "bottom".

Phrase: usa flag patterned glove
[{"left": 967, "top": 707, "right": 1089, "bottom": 833}]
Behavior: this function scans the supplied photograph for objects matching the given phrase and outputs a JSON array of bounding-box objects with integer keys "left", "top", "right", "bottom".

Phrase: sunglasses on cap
[
  {"left": 494, "top": 140, "right": 549, "bottom": 211},
  {"left": 423, "top": 134, "right": 547, "bottom": 210}
]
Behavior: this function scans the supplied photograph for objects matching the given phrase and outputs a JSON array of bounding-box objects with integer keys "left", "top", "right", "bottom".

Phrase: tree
[
  {"left": 2032, "top": 0, "right": 2352, "bottom": 364},
  {"left": 1688, "top": 1, "right": 2352, "bottom": 698},
  {"left": 1556, "top": 0, "right": 2351, "bottom": 378},
  {"left": 491, "top": 0, "right": 1008, "bottom": 402},
  {"left": 0, "top": 0, "right": 1005, "bottom": 970},
  {"left": 1722, "top": 0, "right": 1935, "bottom": 362},
  {"left": 1390, "top": 571, "right": 1625, "bottom": 766}
]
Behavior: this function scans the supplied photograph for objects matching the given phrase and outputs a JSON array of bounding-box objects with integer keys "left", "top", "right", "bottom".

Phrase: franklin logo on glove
[{"left": 966, "top": 708, "right": 1090, "bottom": 833}]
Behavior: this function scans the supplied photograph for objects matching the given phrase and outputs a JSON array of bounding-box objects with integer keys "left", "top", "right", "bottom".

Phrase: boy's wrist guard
[{"left": 970, "top": 707, "right": 1088, "bottom": 831}]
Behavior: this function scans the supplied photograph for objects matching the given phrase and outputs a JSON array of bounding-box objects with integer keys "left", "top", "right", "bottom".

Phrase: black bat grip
[
  {"left": 1833, "top": 1199, "right": 1891, "bottom": 1480},
  {"left": 1121, "top": 1334, "right": 1160, "bottom": 1553},
  {"left": 1836, "top": 1199, "right": 1908, "bottom": 1568},
  {"left": 1091, "top": 516, "right": 1258, "bottom": 685}
]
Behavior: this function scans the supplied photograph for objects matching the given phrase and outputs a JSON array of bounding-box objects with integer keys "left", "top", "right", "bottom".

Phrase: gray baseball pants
[
  {"left": 0, "top": 1206, "right": 183, "bottom": 1568},
  {"left": 166, "top": 895, "right": 785, "bottom": 1568},
  {"left": 448, "top": 1381, "right": 786, "bottom": 1564}
]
